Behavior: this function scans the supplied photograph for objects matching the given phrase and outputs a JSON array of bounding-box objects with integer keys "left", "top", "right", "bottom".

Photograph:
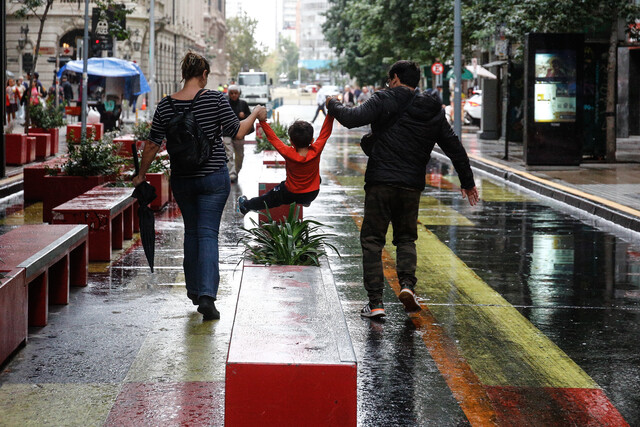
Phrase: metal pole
[
  {"left": 453, "top": 0, "right": 462, "bottom": 139},
  {"left": 453, "top": 0, "right": 462, "bottom": 138},
  {"left": 81, "top": 0, "right": 90, "bottom": 140},
  {"left": 503, "top": 42, "right": 511, "bottom": 160},
  {"left": 149, "top": 0, "right": 156, "bottom": 115},
  {"left": 1, "top": 0, "right": 7, "bottom": 177}
]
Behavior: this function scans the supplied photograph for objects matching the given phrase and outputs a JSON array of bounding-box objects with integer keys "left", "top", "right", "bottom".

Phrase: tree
[
  {"left": 14, "top": 0, "right": 55, "bottom": 133},
  {"left": 226, "top": 12, "right": 268, "bottom": 78},
  {"left": 278, "top": 37, "right": 299, "bottom": 82}
]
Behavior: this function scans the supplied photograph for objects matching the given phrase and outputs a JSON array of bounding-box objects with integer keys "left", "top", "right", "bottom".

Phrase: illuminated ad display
[{"left": 534, "top": 51, "right": 577, "bottom": 122}]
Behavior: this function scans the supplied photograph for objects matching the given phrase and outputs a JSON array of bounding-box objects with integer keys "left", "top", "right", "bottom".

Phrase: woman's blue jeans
[{"left": 170, "top": 167, "right": 230, "bottom": 300}]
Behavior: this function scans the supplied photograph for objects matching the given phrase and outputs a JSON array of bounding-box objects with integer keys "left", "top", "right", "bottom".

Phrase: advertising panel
[{"left": 533, "top": 51, "right": 577, "bottom": 122}]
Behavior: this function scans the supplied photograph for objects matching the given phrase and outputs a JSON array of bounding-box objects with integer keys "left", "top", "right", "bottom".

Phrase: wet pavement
[{"left": 1, "top": 105, "right": 640, "bottom": 425}]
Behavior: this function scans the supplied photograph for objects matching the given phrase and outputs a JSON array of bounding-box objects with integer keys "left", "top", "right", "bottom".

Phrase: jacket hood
[{"left": 380, "top": 86, "right": 444, "bottom": 123}]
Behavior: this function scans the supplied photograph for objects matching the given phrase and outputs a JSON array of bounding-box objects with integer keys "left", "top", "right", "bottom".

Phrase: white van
[{"left": 237, "top": 71, "right": 271, "bottom": 106}]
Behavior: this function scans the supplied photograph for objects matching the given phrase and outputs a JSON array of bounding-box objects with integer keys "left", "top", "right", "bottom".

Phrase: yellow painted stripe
[
  {"left": 386, "top": 226, "right": 598, "bottom": 389},
  {"left": 418, "top": 196, "right": 474, "bottom": 226},
  {"left": 469, "top": 153, "right": 640, "bottom": 218}
]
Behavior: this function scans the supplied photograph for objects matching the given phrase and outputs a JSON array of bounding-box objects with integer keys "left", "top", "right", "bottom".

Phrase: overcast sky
[{"left": 226, "top": 0, "right": 279, "bottom": 52}]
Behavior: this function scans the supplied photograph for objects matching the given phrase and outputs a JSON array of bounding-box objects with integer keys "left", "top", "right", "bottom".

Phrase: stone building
[{"left": 5, "top": 0, "right": 227, "bottom": 109}]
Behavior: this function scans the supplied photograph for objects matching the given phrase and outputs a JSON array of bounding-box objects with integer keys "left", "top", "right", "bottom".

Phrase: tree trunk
[
  {"left": 605, "top": 15, "right": 618, "bottom": 162},
  {"left": 23, "top": 0, "right": 53, "bottom": 134}
]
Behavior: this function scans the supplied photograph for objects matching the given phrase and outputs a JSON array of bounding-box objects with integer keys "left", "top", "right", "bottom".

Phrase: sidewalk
[{"left": 434, "top": 129, "right": 640, "bottom": 233}]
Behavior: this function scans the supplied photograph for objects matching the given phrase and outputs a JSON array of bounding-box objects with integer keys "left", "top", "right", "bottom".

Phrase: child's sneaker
[
  {"left": 360, "top": 301, "right": 386, "bottom": 319},
  {"left": 399, "top": 287, "right": 421, "bottom": 312},
  {"left": 237, "top": 196, "right": 249, "bottom": 215}
]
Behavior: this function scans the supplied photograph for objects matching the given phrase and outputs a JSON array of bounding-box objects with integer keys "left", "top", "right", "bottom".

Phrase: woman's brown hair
[{"left": 180, "top": 51, "right": 210, "bottom": 82}]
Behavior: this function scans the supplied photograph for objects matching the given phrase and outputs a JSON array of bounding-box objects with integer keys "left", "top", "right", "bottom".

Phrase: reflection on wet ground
[{"left": 1, "top": 109, "right": 639, "bottom": 425}]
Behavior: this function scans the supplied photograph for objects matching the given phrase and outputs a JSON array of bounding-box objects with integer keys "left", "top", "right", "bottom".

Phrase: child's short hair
[{"left": 288, "top": 120, "right": 314, "bottom": 148}]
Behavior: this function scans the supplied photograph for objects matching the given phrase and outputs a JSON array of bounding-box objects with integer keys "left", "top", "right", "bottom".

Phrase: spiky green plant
[{"left": 239, "top": 204, "right": 340, "bottom": 266}]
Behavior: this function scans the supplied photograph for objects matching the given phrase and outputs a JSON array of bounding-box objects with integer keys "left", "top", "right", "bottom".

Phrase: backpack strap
[{"left": 165, "top": 88, "right": 207, "bottom": 113}]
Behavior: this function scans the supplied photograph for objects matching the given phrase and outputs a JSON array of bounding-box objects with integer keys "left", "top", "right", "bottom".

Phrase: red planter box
[
  {"left": 26, "top": 136, "right": 37, "bottom": 163},
  {"left": 0, "top": 268, "right": 28, "bottom": 365},
  {"left": 42, "top": 175, "right": 112, "bottom": 223},
  {"left": 146, "top": 173, "right": 170, "bottom": 210},
  {"left": 5, "top": 134, "right": 28, "bottom": 165},
  {"left": 30, "top": 127, "right": 60, "bottom": 155},
  {"left": 66, "top": 123, "right": 104, "bottom": 143},
  {"left": 28, "top": 133, "right": 52, "bottom": 160},
  {"left": 23, "top": 157, "right": 68, "bottom": 202}
]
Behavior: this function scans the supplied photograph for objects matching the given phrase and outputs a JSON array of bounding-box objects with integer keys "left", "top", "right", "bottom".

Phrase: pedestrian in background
[
  {"left": 15, "top": 76, "right": 25, "bottom": 120},
  {"left": 133, "top": 51, "right": 264, "bottom": 321},
  {"left": 223, "top": 84, "right": 252, "bottom": 183},
  {"left": 61, "top": 76, "right": 73, "bottom": 105},
  {"left": 327, "top": 60, "right": 479, "bottom": 320},
  {"left": 357, "top": 86, "right": 371, "bottom": 104},
  {"left": 6, "top": 78, "right": 18, "bottom": 125},
  {"left": 311, "top": 83, "right": 327, "bottom": 123},
  {"left": 342, "top": 85, "right": 355, "bottom": 107}
]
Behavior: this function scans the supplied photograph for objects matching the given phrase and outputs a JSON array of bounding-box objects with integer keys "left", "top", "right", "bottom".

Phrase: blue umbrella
[{"left": 58, "top": 57, "right": 150, "bottom": 95}]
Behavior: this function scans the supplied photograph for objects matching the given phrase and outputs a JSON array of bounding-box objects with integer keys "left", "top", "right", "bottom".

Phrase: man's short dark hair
[
  {"left": 288, "top": 120, "right": 314, "bottom": 148},
  {"left": 388, "top": 60, "right": 420, "bottom": 88}
]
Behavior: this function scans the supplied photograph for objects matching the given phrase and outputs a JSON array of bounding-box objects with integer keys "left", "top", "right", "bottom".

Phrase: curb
[
  {"left": 0, "top": 175, "right": 23, "bottom": 200},
  {"left": 432, "top": 150, "right": 640, "bottom": 233}
]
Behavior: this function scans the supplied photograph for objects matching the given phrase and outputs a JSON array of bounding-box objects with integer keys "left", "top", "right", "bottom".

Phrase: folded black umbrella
[{"left": 131, "top": 143, "right": 157, "bottom": 272}]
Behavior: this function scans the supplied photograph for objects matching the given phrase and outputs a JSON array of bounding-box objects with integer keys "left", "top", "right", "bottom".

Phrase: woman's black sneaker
[
  {"left": 197, "top": 296, "right": 220, "bottom": 320},
  {"left": 237, "top": 196, "right": 249, "bottom": 215},
  {"left": 187, "top": 292, "right": 199, "bottom": 306}
]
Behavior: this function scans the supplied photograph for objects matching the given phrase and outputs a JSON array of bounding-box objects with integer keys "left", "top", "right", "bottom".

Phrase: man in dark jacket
[
  {"left": 327, "top": 60, "right": 479, "bottom": 320},
  {"left": 224, "top": 85, "right": 253, "bottom": 182}
]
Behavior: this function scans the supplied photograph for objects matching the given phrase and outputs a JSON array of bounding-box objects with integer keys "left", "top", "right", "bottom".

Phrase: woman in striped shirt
[{"left": 133, "top": 52, "right": 264, "bottom": 321}]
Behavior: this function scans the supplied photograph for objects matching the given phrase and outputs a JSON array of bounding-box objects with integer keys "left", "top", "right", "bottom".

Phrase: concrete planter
[
  {"left": 23, "top": 156, "right": 68, "bottom": 202},
  {"left": 5, "top": 134, "right": 29, "bottom": 165},
  {"left": 30, "top": 127, "right": 60, "bottom": 156},
  {"left": 145, "top": 172, "right": 170, "bottom": 210},
  {"left": 226, "top": 258, "right": 356, "bottom": 426},
  {"left": 0, "top": 268, "right": 27, "bottom": 365},
  {"left": 42, "top": 175, "right": 113, "bottom": 223},
  {"left": 66, "top": 123, "right": 104, "bottom": 143}
]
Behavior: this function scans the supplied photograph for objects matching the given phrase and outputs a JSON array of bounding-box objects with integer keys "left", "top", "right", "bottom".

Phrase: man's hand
[
  {"left": 253, "top": 105, "right": 267, "bottom": 121},
  {"left": 461, "top": 187, "right": 479, "bottom": 206},
  {"left": 238, "top": 112, "right": 246, "bottom": 119},
  {"left": 326, "top": 95, "right": 339, "bottom": 107}
]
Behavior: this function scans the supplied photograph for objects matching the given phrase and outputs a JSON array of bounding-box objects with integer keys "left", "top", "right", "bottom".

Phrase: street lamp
[
  {"left": 18, "top": 25, "right": 29, "bottom": 50},
  {"left": 132, "top": 29, "right": 141, "bottom": 51}
]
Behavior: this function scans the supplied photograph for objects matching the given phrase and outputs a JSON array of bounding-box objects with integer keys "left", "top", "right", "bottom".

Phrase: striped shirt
[{"left": 148, "top": 89, "right": 240, "bottom": 177}]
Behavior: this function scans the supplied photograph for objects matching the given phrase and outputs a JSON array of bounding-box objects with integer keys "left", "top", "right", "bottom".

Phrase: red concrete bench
[
  {"left": 258, "top": 166, "right": 303, "bottom": 223},
  {"left": 26, "top": 132, "right": 52, "bottom": 160},
  {"left": 226, "top": 260, "right": 357, "bottom": 425},
  {"left": 52, "top": 185, "right": 139, "bottom": 261},
  {"left": 5, "top": 134, "right": 36, "bottom": 165},
  {"left": 30, "top": 127, "right": 60, "bottom": 156},
  {"left": 22, "top": 156, "right": 68, "bottom": 202},
  {"left": 0, "top": 224, "right": 89, "bottom": 363}
]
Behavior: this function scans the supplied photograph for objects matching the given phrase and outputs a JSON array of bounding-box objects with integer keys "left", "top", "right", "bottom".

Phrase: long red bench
[
  {"left": 4, "top": 134, "right": 36, "bottom": 165},
  {"left": 0, "top": 224, "right": 89, "bottom": 364},
  {"left": 27, "top": 132, "right": 52, "bottom": 160},
  {"left": 226, "top": 260, "right": 357, "bottom": 425},
  {"left": 51, "top": 185, "right": 139, "bottom": 261}
]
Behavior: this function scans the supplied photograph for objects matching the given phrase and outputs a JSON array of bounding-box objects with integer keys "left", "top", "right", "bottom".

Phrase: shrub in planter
[
  {"left": 30, "top": 101, "right": 65, "bottom": 155},
  {"left": 131, "top": 120, "right": 151, "bottom": 142},
  {"left": 254, "top": 118, "right": 289, "bottom": 153},
  {"left": 239, "top": 204, "right": 339, "bottom": 266}
]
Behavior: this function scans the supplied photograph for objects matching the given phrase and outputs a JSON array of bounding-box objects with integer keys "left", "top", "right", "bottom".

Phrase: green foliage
[
  {"left": 29, "top": 101, "right": 65, "bottom": 129},
  {"left": 61, "top": 134, "right": 123, "bottom": 177},
  {"left": 94, "top": 0, "right": 135, "bottom": 40},
  {"left": 226, "top": 12, "right": 268, "bottom": 77},
  {"left": 255, "top": 119, "right": 289, "bottom": 153},
  {"left": 146, "top": 151, "right": 171, "bottom": 176},
  {"left": 131, "top": 120, "right": 151, "bottom": 142},
  {"left": 239, "top": 204, "right": 340, "bottom": 266}
]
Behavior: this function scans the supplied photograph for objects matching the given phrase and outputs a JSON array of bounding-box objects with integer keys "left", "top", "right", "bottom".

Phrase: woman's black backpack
[{"left": 165, "top": 88, "right": 211, "bottom": 174}]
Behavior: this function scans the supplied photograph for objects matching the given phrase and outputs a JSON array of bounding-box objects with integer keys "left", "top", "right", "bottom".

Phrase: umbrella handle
[{"left": 131, "top": 143, "right": 140, "bottom": 176}]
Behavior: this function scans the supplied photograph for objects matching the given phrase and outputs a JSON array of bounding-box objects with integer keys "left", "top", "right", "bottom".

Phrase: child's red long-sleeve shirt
[{"left": 259, "top": 114, "right": 334, "bottom": 194}]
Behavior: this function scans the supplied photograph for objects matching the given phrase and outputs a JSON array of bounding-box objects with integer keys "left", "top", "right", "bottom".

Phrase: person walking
[
  {"left": 342, "top": 85, "right": 355, "bottom": 107},
  {"left": 61, "top": 76, "right": 73, "bottom": 105},
  {"left": 6, "top": 78, "right": 18, "bottom": 125},
  {"left": 311, "top": 83, "right": 327, "bottom": 123},
  {"left": 223, "top": 84, "right": 252, "bottom": 183},
  {"left": 326, "top": 60, "right": 479, "bottom": 320},
  {"left": 133, "top": 52, "right": 264, "bottom": 321},
  {"left": 15, "top": 77, "right": 25, "bottom": 120}
]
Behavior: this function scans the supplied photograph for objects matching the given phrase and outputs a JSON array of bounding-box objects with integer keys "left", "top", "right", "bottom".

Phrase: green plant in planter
[
  {"left": 60, "top": 133, "right": 124, "bottom": 177},
  {"left": 254, "top": 118, "right": 289, "bottom": 153},
  {"left": 239, "top": 204, "right": 340, "bottom": 266},
  {"left": 145, "top": 151, "right": 171, "bottom": 176},
  {"left": 30, "top": 101, "right": 65, "bottom": 129},
  {"left": 131, "top": 120, "right": 151, "bottom": 142}
]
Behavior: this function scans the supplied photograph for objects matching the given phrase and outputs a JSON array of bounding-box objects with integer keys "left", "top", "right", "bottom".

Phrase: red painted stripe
[{"left": 485, "top": 385, "right": 629, "bottom": 426}]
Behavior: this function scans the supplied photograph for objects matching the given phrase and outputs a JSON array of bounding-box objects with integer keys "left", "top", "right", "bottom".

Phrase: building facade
[{"left": 5, "top": 0, "right": 227, "bottom": 109}]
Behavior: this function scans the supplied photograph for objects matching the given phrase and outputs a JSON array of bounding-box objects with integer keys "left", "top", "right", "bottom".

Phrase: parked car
[{"left": 463, "top": 90, "right": 482, "bottom": 125}]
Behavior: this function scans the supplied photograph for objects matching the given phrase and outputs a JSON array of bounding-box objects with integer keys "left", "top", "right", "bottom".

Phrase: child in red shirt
[{"left": 238, "top": 114, "right": 334, "bottom": 214}]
